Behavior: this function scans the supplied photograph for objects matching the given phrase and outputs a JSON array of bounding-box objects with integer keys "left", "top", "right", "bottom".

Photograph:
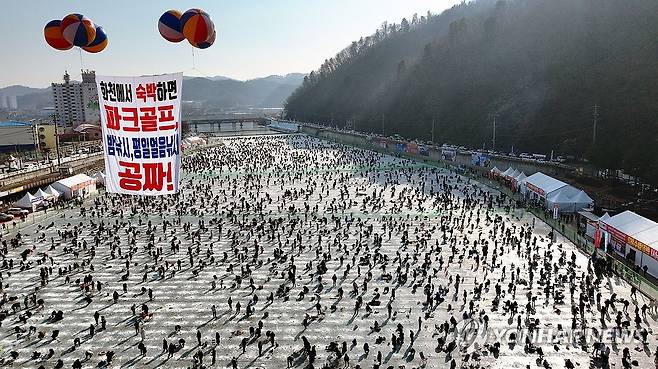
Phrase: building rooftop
[{"left": 0, "top": 121, "right": 31, "bottom": 127}]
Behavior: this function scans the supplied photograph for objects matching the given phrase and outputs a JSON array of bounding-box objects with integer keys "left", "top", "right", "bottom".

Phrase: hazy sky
[{"left": 1, "top": 0, "right": 462, "bottom": 88}]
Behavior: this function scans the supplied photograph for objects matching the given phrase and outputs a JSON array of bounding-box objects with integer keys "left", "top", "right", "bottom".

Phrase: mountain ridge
[
  {"left": 284, "top": 0, "right": 658, "bottom": 183},
  {"left": 1, "top": 73, "right": 305, "bottom": 110}
]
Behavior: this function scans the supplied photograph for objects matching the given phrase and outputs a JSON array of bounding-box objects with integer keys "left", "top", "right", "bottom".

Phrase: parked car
[
  {"left": 6, "top": 208, "right": 29, "bottom": 217},
  {"left": 0, "top": 213, "right": 13, "bottom": 222}
]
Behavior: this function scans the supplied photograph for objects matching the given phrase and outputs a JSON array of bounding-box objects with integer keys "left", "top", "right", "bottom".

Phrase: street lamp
[{"left": 51, "top": 113, "right": 62, "bottom": 167}]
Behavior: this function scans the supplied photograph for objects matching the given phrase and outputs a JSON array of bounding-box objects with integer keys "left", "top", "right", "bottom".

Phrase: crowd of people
[{"left": 0, "top": 134, "right": 656, "bottom": 369}]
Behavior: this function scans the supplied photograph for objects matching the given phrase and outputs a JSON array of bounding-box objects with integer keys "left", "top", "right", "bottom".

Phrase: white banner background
[{"left": 97, "top": 73, "right": 182, "bottom": 196}]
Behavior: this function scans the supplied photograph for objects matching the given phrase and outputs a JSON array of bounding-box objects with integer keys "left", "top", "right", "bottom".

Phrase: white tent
[
  {"left": 547, "top": 190, "right": 576, "bottom": 212},
  {"left": 92, "top": 171, "right": 106, "bottom": 185},
  {"left": 34, "top": 188, "right": 50, "bottom": 200},
  {"left": 491, "top": 167, "right": 501, "bottom": 174},
  {"left": 14, "top": 192, "right": 41, "bottom": 210},
  {"left": 600, "top": 210, "right": 658, "bottom": 276},
  {"left": 507, "top": 169, "right": 519, "bottom": 179},
  {"left": 601, "top": 211, "right": 656, "bottom": 237},
  {"left": 570, "top": 190, "right": 594, "bottom": 211},
  {"left": 501, "top": 167, "right": 515, "bottom": 177},
  {"left": 44, "top": 185, "right": 61, "bottom": 199},
  {"left": 522, "top": 172, "right": 568, "bottom": 199},
  {"left": 514, "top": 172, "right": 527, "bottom": 183},
  {"left": 52, "top": 174, "right": 97, "bottom": 199}
]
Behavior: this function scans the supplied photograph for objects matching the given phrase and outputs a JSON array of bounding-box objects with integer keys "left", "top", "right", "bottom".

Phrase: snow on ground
[{"left": 0, "top": 134, "right": 655, "bottom": 369}]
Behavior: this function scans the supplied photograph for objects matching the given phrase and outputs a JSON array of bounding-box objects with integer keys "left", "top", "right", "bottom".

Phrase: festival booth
[
  {"left": 44, "top": 185, "right": 61, "bottom": 199},
  {"left": 501, "top": 167, "right": 515, "bottom": 178},
  {"left": 14, "top": 192, "right": 43, "bottom": 211},
  {"left": 267, "top": 120, "right": 300, "bottom": 133},
  {"left": 499, "top": 167, "right": 520, "bottom": 187},
  {"left": 570, "top": 190, "right": 594, "bottom": 211},
  {"left": 35, "top": 187, "right": 59, "bottom": 208},
  {"left": 182, "top": 136, "right": 206, "bottom": 150},
  {"left": 34, "top": 188, "right": 50, "bottom": 200},
  {"left": 490, "top": 167, "right": 501, "bottom": 177},
  {"left": 599, "top": 211, "right": 658, "bottom": 277},
  {"left": 512, "top": 172, "right": 527, "bottom": 191},
  {"left": 521, "top": 172, "right": 567, "bottom": 200},
  {"left": 546, "top": 188, "right": 580, "bottom": 212},
  {"left": 51, "top": 174, "right": 97, "bottom": 200},
  {"left": 577, "top": 211, "right": 607, "bottom": 241},
  {"left": 520, "top": 172, "right": 588, "bottom": 214},
  {"left": 92, "top": 171, "right": 106, "bottom": 186}
]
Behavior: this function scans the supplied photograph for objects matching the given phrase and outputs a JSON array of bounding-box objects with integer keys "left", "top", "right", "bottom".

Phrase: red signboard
[
  {"left": 627, "top": 236, "right": 658, "bottom": 261},
  {"left": 594, "top": 228, "right": 601, "bottom": 248},
  {"left": 526, "top": 182, "right": 545, "bottom": 196},
  {"left": 604, "top": 223, "right": 628, "bottom": 243}
]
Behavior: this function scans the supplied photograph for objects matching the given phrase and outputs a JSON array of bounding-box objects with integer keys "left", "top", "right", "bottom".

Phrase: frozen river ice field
[{"left": 0, "top": 134, "right": 655, "bottom": 369}]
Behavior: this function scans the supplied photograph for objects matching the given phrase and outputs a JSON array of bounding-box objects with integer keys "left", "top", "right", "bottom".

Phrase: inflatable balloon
[
  {"left": 190, "top": 30, "right": 215, "bottom": 49},
  {"left": 180, "top": 8, "right": 215, "bottom": 46},
  {"left": 44, "top": 20, "right": 73, "bottom": 50},
  {"left": 83, "top": 26, "right": 108, "bottom": 53},
  {"left": 61, "top": 13, "right": 96, "bottom": 47},
  {"left": 159, "top": 10, "right": 185, "bottom": 43}
]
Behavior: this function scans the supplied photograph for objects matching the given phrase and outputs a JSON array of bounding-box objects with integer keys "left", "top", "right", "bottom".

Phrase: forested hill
[{"left": 284, "top": 0, "right": 658, "bottom": 183}]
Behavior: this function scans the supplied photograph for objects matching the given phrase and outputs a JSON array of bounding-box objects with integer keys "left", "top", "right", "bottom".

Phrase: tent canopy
[
  {"left": 92, "top": 171, "right": 106, "bottom": 179},
  {"left": 523, "top": 172, "right": 568, "bottom": 196},
  {"left": 571, "top": 190, "right": 594, "bottom": 210},
  {"left": 514, "top": 172, "right": 527, "bottom": 183},
  {"left": 602, "top": 211, "right": 658, "bottom": 251},
  {"left": 501, "top": 167, "right": 515, "bottom": 177},
  {"left": 571, "top": 190, "right": 593, "bottom": 204},
  {"left": 602, "top": 211, "right": 657, "bottom": 237},
  {"left": 34, "top": 188, "right": 50, "bottom": 199},
  {"left": 92, "top": 171, "right": 106, "bottom": 185},
  {"left": 491, "top": 167, "right": 501, "bottom": 174},
  {"left": 14, "top": 192, "right": 40, "bottom": 209},
  {"left": 55, "top": 174, "right": 94, "bottom": 189},
  {"left": 547, "top": 189, "right": 576, "bottom": 212},
  {"left": 44, "top": 185, "right": 61, "bottom": 198}
]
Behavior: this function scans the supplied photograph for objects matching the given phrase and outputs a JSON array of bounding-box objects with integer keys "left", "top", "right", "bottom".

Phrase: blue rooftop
[{"left": 0, "top": 121, "right": 31, "bottom": 127}]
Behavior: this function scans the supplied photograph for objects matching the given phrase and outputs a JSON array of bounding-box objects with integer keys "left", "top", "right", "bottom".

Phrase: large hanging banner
[{"left": 96, "top": 72, "right": 182, "bottom": 195}]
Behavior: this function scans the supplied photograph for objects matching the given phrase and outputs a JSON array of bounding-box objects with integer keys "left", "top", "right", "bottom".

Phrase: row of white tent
[
  {"left": 182, "top": 136, "right": 206, "bottom": 149},
  {"left": 13, "top": 171, "right": 106, "bottom": 210},
  {"left": 491, "top": 167, "right": 594, "bottom": 212},
  {"left": 14, "top": 185, "right": 62, "bottom": 210},
  {"left": 492, "top": 166, "right": 527, "bottom": 186}
]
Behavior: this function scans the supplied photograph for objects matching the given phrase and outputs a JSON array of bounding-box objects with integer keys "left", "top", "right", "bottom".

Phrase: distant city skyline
[{"left": 2, "top": 0, "right": 461, "bottom": 88}]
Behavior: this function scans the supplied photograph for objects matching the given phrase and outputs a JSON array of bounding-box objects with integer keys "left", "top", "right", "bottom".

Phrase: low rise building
[{"left": 0, "top": 121, "right": 37, "bottom": 152}]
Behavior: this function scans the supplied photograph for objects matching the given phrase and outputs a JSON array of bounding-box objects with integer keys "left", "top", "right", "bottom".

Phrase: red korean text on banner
[{"left": 97, "top": 72, "right": 182, "bottom": 196}]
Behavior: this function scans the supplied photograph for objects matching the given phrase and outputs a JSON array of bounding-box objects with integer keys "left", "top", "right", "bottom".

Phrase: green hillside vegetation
[{"left": 284, "top": 0, "right": 658, "bottom": 184}]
